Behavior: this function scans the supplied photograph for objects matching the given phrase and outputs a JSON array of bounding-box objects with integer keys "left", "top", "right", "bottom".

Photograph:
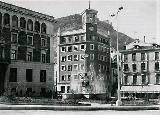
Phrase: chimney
[{"left": 144, "top": 36, "right": 146, "bottom": 42}]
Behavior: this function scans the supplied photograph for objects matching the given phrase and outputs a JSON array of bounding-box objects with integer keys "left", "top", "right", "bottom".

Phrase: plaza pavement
[{"left": 0, "top": 102, "right": 160, "bottom": 111}]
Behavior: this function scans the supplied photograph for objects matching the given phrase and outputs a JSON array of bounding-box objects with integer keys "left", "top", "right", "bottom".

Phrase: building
[
  {"left": 0, "top": 1, "right": 55, "bottom": 97},
  {"left": 120, "top": 39, "right": 160, "bottom": 99},
  {"left": 54, "top": 7, "right": 111, "bottom": 99}
]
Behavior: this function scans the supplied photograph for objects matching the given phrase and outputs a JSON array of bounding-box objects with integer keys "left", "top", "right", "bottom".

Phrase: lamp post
[{"left": 111, "top": 6, "right": 123, "bottom": 106}]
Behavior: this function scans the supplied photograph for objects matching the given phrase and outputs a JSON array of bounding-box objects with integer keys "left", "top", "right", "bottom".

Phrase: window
[
  {"left": 132, "top": 64, "right": 137, "bottom": 72},
  {"left": 9, "top": 68, "right": 17, "bottom": 82},
  {"left": 41, "top": 38, "right": 47, "bottom": 47},
  {"left": 155, "top": 62, "right": 159, "bottom": 70},
  {"left": 74, "top": 55, "right": 79, "bottom": 61},
  {"left": 81, "top": 35, "right": 85, "bottom": 41},
  {"left": 11, "top": 33, "right": 18, "bottom": 43},
  {"left": 142, "top": 75, "right": 146, "bottom": 84},
  {"left": 68, "top": 75, "right": 71, "bottom": 81},
  {"left": 68, "top": 46, "right": 72, "bottom": 52},
  {"left": 80, "top": 64, "right": 85, "bottom": 70},
  {"left": 155, "top": 52, "right": 159, "bottom": 60},
  {"left": 27, "top": 52, "right": 32, "bottom": 61},
  {"left": 133, "top": 75, "right": 137, "bottom": 85},
  {"left": 61, "top": 75, "right": 66, "bottom": 81},
  {"left": 124, "top": 76, "right": 128, "bottom": 85},
  {"left": 90, "top": 44, "right": 94, "bottom": 50},
  {"left": 67, "top": 86, "right": 70, "bottom": 93},
  {"left": 90, "top": 54, "right": 94, "bottom": 60},
  {"left": 40, "top": 70, "right": 46, "bottom": 82},
  {"left": 41, "top": 53, "right": 46, "bottom": 63},
  {"left": 141, "top": 53, "right": 145, "bottom": 61},
  {"left": 68, "top": 65, "right": 72, "bottom": 71},
  {"left": 11, "top": 49, "right": 17, "bottom": 60},
  {"left": 99, "top": 64, "right": 101, "bottom": 72},
  {"left": 156, "top": 74, "right": 160, "bottom": 84},
  {"left": 27, "top": 36, "right": 33, "bottom": 45},
  {"left": 27, "top": 19, "right": 33, "bottom": 31},
  {"left": 61, "top": 56, "right": 66, "bottom": 62},
  {"left": 61, "top": 86, "right": 65, "bottom": 93},
  {"left": 80, "top": 44, "right": 85, "bottom": 50},
  {"left": 61, "top": 65, "right": 66, "bottom": 71},
  {"left": 124, "top": 64, "right": 129, "bottom": 71},
  {"left": 67, "top": 55, "right": 72, "bottom": 61},
  {"left": 124, "top": 54, "right": 128, "bottom": 62},
  {"left": 74, "top": 74, "right": 79, "bottom": 79},
  {"left": 35, "top": 21, "right": 40, "bottom": 32},
  {"left": 4, "top": 13, "right": 10, "bottom": 26},
  {"left": 12, "top": 15, "right": 18, "bottom": 28},
  {"left": 26, "top": 69, "right": 32, "bottom": 82},
  {"left": 73, "top": 45, "right": 78, "bottom": 51},
  {"left": 141, "top": 63, "right": 146, "bottom": 71},
  {"left": 132, "top": 53, "right": 136, "bottom": 61},
  {"left": 98, "top": 54, "right": 101, "bottom": 60},
  {"left": 73, "top": 64, "right": 78, "bottom": 70},
  {"left": 61, "top": 37, "right": 66, "bottom": 44},
  {"left": 20, "top": 17, "right": 26, "bottom": 29},
  {"left": 61, "top": 46, "right": 66, "bottom": 52},
  {"left": 74, "top": 36, "right": 79, "bottom": 42},
  {"left": 41, "top": 23, "right": 46, "bottom": 34},
  {"left": 101, "top": 55, "right": 103, "bottom": 61},
  {"left": 67, "top": 37, "right": 72, "bottom": 43}
]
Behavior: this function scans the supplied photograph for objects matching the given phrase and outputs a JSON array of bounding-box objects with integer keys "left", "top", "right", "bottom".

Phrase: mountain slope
[{"left": 55, "top": 14, "right": 134, "bottom": 50}]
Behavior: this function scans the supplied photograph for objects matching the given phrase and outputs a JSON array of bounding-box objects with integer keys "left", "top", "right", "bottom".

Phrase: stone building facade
[
  {"left": 120, "top": 40, "right": 160, "bottom": 99},
  {"left": 55, "top": 8, "right": 111, "bottom": 99},
  {"left": 0, "top": 1, "right": 55, "bottom": 97}
]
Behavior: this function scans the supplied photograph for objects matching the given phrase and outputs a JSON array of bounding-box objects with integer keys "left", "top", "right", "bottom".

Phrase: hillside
[{"left": 55, "top": 14, "right": 134, "bottom": 50}]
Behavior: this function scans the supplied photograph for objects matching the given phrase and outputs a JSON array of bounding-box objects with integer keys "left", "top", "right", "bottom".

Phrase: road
[{"left": 0, "top": 110, "right": 160, "bottom": 115}]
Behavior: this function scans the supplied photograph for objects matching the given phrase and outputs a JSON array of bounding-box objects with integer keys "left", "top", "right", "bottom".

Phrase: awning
[{"left": 120, "top": 85, "right": 160, "bottom": 93}]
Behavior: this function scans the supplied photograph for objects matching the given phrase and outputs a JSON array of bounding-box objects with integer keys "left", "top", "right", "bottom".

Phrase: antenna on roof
[{"left": 89, "top": 0, "right": 91, "bottom": 9}]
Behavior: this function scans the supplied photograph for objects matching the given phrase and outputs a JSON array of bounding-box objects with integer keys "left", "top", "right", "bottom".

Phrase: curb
[{"left": 0, "top": 105, "right": 160, "bottom": 111}]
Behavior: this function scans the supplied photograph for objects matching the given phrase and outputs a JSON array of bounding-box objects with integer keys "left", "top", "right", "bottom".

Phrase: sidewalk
[{"left": 0, "top": 103, "right": 160, "bottom": 111}]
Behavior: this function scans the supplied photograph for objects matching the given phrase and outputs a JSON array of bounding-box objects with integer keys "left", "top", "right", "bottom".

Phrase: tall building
[
  {"left": 120, "top": 39, "right": 160, "bottom": 99},
  {"left": 0, "top": 1, "right": 55, "bottom": 97},
  {"left": 54, "top": 7, "right": 111, "bottom": 99}
]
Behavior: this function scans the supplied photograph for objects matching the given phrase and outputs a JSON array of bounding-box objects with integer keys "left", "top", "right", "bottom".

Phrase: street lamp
[{"left": 111, "top": 6, "right": 123, "bottom": 106}]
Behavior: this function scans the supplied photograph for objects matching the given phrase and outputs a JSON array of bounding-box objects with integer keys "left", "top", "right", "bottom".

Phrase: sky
[{"left": 1, "top": 0, "right": 160, "bottom": 44}]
